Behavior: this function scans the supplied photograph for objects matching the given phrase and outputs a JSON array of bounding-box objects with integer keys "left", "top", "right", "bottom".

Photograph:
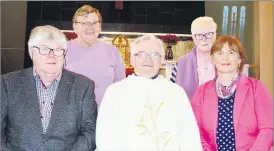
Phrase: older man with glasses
[
  {"left": 170, "top": 16, "right": 217, "bottom": 100},
  {"left": 1, "top": 25, "right": 97, "bottom": 151},
  {"left": 96, "top": 35, "right": 202, "bottom": 151}
]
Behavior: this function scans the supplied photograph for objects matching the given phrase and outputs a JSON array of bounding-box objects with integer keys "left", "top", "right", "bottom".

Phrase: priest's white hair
[
  {"left": 130, "top": 34, "right": 165, "bottom": 58},
  {"left": 28, "top": 25, "right": 67, "bottom": 50},
  {"left": 191, "top": 16, "right": 217, "bottom": 33}
]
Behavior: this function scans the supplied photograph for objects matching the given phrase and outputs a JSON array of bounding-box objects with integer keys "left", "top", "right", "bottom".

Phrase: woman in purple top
[{"left": 65, "top": 5, "right": 126, "bottom": 107}]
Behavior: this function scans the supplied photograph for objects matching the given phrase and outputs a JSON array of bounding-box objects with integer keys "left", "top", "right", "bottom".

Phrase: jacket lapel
[
  {"left": 205, "top": 81, "right": 219, "bottom": 145},
  {"left": 25, "top": 68, "right": 43, "bottom": 133},
  {"left": 192, "top": 47, "right": 199, "bottom": 87},
  {"left": 46, "top": 69, "right": 73, "bottom": 132},
  {"left": 233, "top": 75, "right": 248, "bottom": 132}
]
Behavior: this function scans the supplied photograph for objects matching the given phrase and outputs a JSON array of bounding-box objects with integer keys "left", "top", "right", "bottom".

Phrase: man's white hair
[
  {"left": 28, "top": 25, "right": 67, "bottom": 50},
  {"left": 191, "top": 16, "right": 217, "bottom": 33},
  {"left": 130, "top": 35, "right": 165, "bottom": 58}
]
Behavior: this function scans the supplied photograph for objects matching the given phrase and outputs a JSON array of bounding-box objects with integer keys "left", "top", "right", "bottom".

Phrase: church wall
[{"left": 1, "top": 1, "right": 28, "bottom": 74}]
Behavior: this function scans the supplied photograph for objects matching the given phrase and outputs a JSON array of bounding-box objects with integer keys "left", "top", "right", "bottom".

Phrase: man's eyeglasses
[
  {"left": 194, "top": 32, "right": 215, "bottom": 40},
  {"left": 32, "top": 46, "right": 65, "bottom": 57},
  {"left": 134, "top": 51, "right": 162, "bottom": 59},
  {"left": 75, "top": 21, "right": 101, "bottom": 27}
]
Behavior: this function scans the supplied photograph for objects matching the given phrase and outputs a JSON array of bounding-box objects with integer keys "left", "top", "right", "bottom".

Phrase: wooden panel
[{"left": 254, "top": 1, "right": 273, "bottom": 96}]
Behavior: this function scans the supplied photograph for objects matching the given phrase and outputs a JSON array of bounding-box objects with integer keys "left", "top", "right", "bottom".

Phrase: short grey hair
[
  {"left": 191, "top": 16, "right": 217, "bottom": 33},
  {"left": 130, "top": 35, "right": 165, "bottom": 58},
  {"left": 28, "top": 25, "right": 67, "bottom": 50}
]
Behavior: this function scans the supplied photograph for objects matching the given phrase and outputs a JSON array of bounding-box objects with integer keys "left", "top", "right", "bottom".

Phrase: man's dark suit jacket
[{"left": 1, "top": 68, "right": 97, "bottom": 151}]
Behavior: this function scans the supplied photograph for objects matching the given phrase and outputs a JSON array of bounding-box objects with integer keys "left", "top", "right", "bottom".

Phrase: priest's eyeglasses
[
  {"left": 75, "top": 21, "right": 101, "bottom": 27},
  {"left": 32, "top": 46, "right": 65, "bottom": 57},
  {"left": 194, "top": 32, "right": 215, "bottom": 40},
  {"left": 134, "top": 51, "right": 162, "bottom": 59}
]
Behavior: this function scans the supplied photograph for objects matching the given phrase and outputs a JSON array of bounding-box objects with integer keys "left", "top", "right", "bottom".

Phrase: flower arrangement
[
  {"left": 63, "top": 31, "right": 77, "bottom": 40},
  {"left": 159, "top": 34, "right": 179, "bottom": 45}
]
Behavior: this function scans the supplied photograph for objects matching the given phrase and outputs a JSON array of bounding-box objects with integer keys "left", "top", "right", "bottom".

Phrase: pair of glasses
[
  {"left": 75, "top": 21, "right": 101, "bottom": 27},
  {"left": 32, "top": 46, "right": 65, "bottom": 57},
  {"left": 134, "top": 51, "right": 162, "bottom": 59},
  {"left": 194, "top": 32, "right": 215, "bottom": 40}
]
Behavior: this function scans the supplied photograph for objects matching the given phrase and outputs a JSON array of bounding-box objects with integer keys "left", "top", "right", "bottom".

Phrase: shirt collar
[
  {"left": 134, "top": 73, "right": 159, "bottom": 80},
  {"left": 33, "top": 68, "right": 62, "bottom": 82}
]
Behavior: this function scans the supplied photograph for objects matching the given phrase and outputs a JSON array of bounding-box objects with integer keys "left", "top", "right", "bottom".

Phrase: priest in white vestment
[{"left": 96, "top": 35, "right": 203, "bottom": 151}]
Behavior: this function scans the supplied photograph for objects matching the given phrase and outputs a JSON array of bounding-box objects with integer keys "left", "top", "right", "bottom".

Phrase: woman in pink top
[
  {"left": 65, "top": 5, "right": 126, "bottom": 107},
  {"left": 191, "top": 35, "right": 273, "bottom": 151}
]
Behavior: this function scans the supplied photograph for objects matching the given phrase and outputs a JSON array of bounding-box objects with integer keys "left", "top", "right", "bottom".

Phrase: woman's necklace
[
  {"left": 205, "top": 58, "right": 208, "bottom": 70},
  {"left": 203, "top": 54, "right": 210, "bottom": 70},
  {"left": 198, "top": 50, "right": 211, "bottom": 71}
]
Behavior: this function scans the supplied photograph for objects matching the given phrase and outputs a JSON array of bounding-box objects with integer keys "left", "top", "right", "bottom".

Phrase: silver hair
[
  {"left": 28, "top": 25, "right": 67, "bottom": 50},
  {"left": 191, "top": 16, "right": 217, "bottom": 33},
  {"left": 130, "top": 34, "right": 165, "bottom": 58}
]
